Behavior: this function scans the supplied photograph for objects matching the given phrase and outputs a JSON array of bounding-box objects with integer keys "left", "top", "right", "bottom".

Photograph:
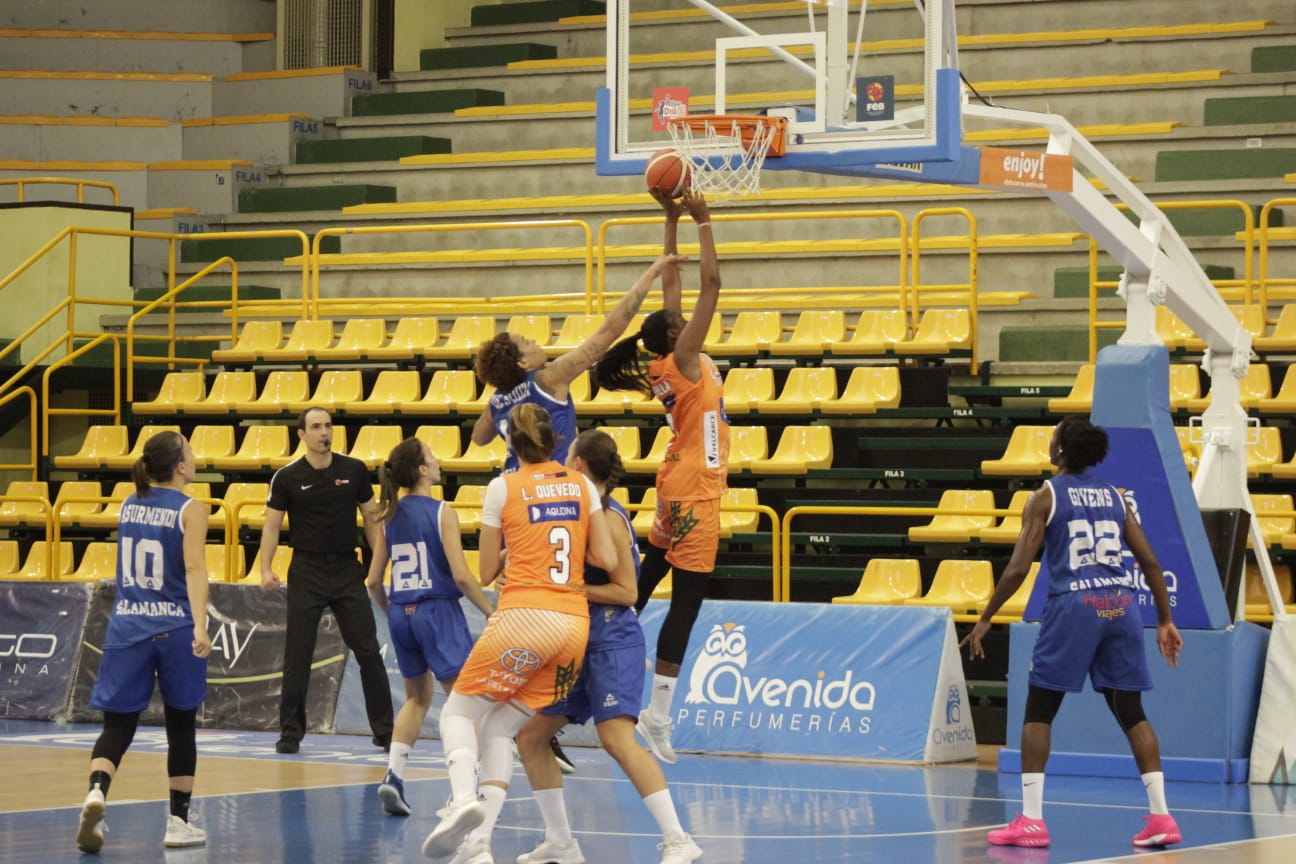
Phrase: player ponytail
[
  {"left": 571, "top": 428, "right": 623, "bottom": 508},
  {"left": 475, "top": 333, "right": 527, "bottom": 392},
  {"left": 509, "top": 402, "right": 556, "bottom": 465},
  {"left": 131, "top": 430, "right": 185, "bottom": 498},
  {"left": 1056, "top": 415, "right": 1109, "bottom": 472},
  {"left": 378, "top": 437, "right": 424, "bottom": 523},
  {"left": 593, "top": 331, "right": 651, "bottom": 395}
]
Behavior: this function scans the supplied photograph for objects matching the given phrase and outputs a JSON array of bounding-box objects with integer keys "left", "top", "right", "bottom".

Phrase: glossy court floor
[{"left": 2, "top": 719, "right": 1295, "bottom": 864}]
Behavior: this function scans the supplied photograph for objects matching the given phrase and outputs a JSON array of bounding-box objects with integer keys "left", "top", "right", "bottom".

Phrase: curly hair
[
  {"left": 1055, "top": 416, "right": 1109, "bottom": 472},
  {"left": 475, "top": 333, "right": 528, "bottom": 391}
]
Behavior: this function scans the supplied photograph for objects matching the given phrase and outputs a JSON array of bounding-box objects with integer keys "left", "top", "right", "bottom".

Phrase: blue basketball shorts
[
  {"left": 542, "top": 640, "right": 646, "bottom": 726},
  {"left": 388, "top": 598, "right": 474, "bottom": 682},
  {"left": 90, "top": 629, "right": 207, "bottom": 713},
  {"left": 1030, "top": 588, "right": 1152, "bottom": 693}
]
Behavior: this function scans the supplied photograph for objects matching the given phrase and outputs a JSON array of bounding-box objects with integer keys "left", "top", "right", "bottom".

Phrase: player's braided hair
[
  {"left": 592, "top": 308, "right": 674, "bottom": 395},
  {"left": 1056, "top": 415, "right": 1109, "bottom": 472}
]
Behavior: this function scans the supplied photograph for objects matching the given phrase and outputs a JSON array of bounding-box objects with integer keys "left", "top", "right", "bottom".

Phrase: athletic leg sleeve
[
  {"left": 656, "top": 568, "right": 710, "bottom": 666},
  {"left": 635, "top": 546, "right": 671, "bottom": 613},
  {"left": 479, "top": 701, "right": 531, "bottom": 784},
  {"left": 91, "top": 711, "right": 141, "bottom": 768},
  {"left": 1102, "top": 688, "right": 1148, "bottom": 733},
  {"left": 1023, "top": 684, "right": 1066, "bottom": 726},
  {"left": 164, "top": 705, "right": 198, "bottom": 778}
]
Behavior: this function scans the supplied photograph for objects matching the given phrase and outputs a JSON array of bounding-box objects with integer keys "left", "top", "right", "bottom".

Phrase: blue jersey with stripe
[
  {"left": 105, "top": 486, "right": 196, "bottom": 647},
  {"left": 488, "top": 371, "right": 577, "bottom": 473},
  {"left": 384, "top": 495, "right": 461, "bottom": 603},
  {"left": 585, "top": 499, "right": 644, "bottom": 650},
  {"left": 1043, "top": 472, "right": 1133, "bottom": 596}
]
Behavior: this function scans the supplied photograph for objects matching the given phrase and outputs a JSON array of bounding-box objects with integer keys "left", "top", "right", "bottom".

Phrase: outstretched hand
[
  {"left": 651, "top": 187, "right": 686, "bottom": 221},
  {"left": 683, "top": 190, "right": 711, "bottom": 224},
  {"left": 651, "top": 252, "right": 686, "bottom": 275},
  {"left": 959, "top": 619, "right": 991, "bottom": 661}
]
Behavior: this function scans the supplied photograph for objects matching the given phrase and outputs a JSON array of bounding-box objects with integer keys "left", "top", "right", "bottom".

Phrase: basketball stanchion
[{"left": 667, "top": 114, "right": 787, "bottom": 199}]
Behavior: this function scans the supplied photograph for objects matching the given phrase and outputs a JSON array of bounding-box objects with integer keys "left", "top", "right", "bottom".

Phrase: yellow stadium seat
[
  {"left": 211, "top": 320, "right": 284, "bottom": 364},
  {"left": 767, "top": 310, "right": 847, "bottom": 357},
  {"left": 719, "top": 487, "right": 759, "bottom": 536},
  {"left": 908, "top": 489, "right": 996, "bottom": 544},
  {"left": 600, "top": 426, "right": 642, "bottom": 463},
  {"left": 1248, "top": 426, "right": 1284, "bottom": 477},
  {"left": 992, "top": 562, "right": 1040, "bottom": 621},
  {"left": 707, "top": 311, "right": 781, "bottom": 356},
  {"left": 189, "top": 425, "right": 236, "bottom": 469},
  {"left": 833, "top": 309, "right": 907, "bottom": 356},
  {"left": 53, "top": 481, "right": 103, "bottom": 527},
  {"left": 105, "top": 425, "right": 182, "bottom": 470},
  {"left": 578, "top": 381, "right": 653, "bottom": 415},
  {"left": 980, "top": 425, "right": 1054, "bottom": 476},
  {"left": 1245, "top": 562, "right": 1295, "bottom": 621},
  {"left": 409, "top": 370, "right": 478, "bottom": 416},
  {"left": 1168, "top": 364, "right": 1201, "bottom": 412},
  {"left": 1047, "top": 364, "right": 1095, "bottom": 414},
  {"left": 349, "top": 426, "right": 406, "bottom": 470},
  {"left": 0, "top": 540, "right": 19, "bottom": 575},
  {"left": 185, "top": 372, "right": 257, "bottom": 415},
  {"left": 415, "top": 425, "right": 463, "bottom": 462},
  {"left": 821, "top": 366, "right": 900, "bottom": 414},
  {"left": 286, "top": 370, "right": 363, "bottom": 414},
  {"left": 441, "top": 438, "right": 507, "bottom": 473},
  {"left": 904, "top": 559, "right": 994, "bottom": 613},
  {"left": 1182, "top": 305, "right": 1265, "bottom": 353},
  {"left": 76, "top": 482, "right": 134, "bottom": 529},
  {"left": 1258, "top": 364, "right": 1296, "bottom": 414},
  {"left": 263, "top": 319, "right": 335, "bottom": 362},
  {"left": 423, "top": 316, "right": 496, "bottom": 361},
  {"left": 976, "top": 489, "right": 1034, "bottom": 544},
  {"left": 699, "top": 316, "right": 724, "bottom": 354},
  {"left": 1249, "top": 494, "right": 1293, "bottom": 547},
  {"left": 546, "top": 314, "right": 601, "bottom": 357},
  {"left": 132, "top": 372, "right": 205, "bottom": 415},
  {"left": 762, "top": 367, "right": 837, "bottom": 414},
  {"left": 315, "top": 318, "right": 387, "bottom": 362},
  {"left": 505, "top": 315, "right": 553, "bottom": 348},
  {"left": 632, "top": 487, "right": 657, "bottom": 538},
  {"left": 1253, "top": 304, "right": 1296, "bottom": 354},
  {"left": 66, "top": 542, "right": 117, "bottom": 582},
  {"left": 623, "top": 426, "right": 673, "bottom": 473},
  {"left": 722, "top": 368, "right": 775, "bottom": 416},
  {"left": 236, "top": 371, "right": 311, "bottom": 416},
  {"left": 832, "top": 558, "right": 921, "bottom": 604},
  {"left": 893, "top": 308, "right": 971, "bottom": 355},
  {"left": 16, "top": 541, "right": 75, "bottom": 580},
  {"left": 750, "top": 426, "right": 833, "bottom": 475},
  {"left": 273, "top": 426, "right": 348, "bottom": 469},
  {"left": 1155, "top": 306, "right": 1193, "bottom": 351},
  {"left": 244, "top": 546, "right": 293, "bottom": 584},
  {"left": 457, "top": 383, "right": 496, "bottom": 417},
  {"left": 211, "top": 425, "right": 290, "bottom": 472},
  {"left": 369, "top": 316, "right": 440, "bottom": 362},
  {"left": 727, "top": 425, "right": 768, "bottom": 473},
  {"left": 567, "top": 372, "right": 592, "bottom": 405},
  {"left": 0, "top": 481, "right": 50, "bottom": 528},
  {"left": 207, "top": 543, "right": 245, "bottom": 583},
  {"left": 54, "top": 425, "right": 129, "bottom": 470},
  {"left": 1184, "top": 363, "right": 1272, "bottom": 413},
  {"left": 346, "top": 370, "right": 423, "bottom": 415},
  {"left": 224, "top": 483, "right": 272, "bottom": 530},
  {"left": 450, "top": 485, "right": 487, "bottom": 532}
]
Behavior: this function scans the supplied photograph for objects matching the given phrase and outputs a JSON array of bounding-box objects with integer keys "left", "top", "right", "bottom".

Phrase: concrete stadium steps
[
  {"left": 1253, "top": 45, "right": 1296, "bottom": 72},
  {"left": 237, "top": 184, "right": 398, "bottom": 213},
  {"left": 0, "top": 29, "right": 273, "bottom": 76},
  {"left": 183, "top": 114, "right": 324, "bottom": 167},
  {"left": 179, "top": 235, "right": 340, "bottom": 263},
  {"left": 0, "top": 163, "right": 148, "bottom": 209},
  {"left": 294, "top": 136, "right": 452, "bottom": 165},
  {"left": 213, "top": 68, "right": 381, "bottom": 119},
  {"left": 419, "top": 43, "right": 558, "bottom": 71},
  {"left": 469, "top": 0, "right": 606, "bottom": 28},
  {"left": 350, "top": 88, "right": 506, "bottom": 117},
  {"left": 9, "top": 0, "right": 275, "bottom": 31},
  {"left": 998, "top": 323, "right": 1122, "bottom": 362},
  {"left": 1053, "top": 264, "right": 1237, "bottom": 299},
  {"left": 133, "top": 284, "right": 281, "bottom": 305},
  {"left": 0, "top": 71, "right": 215, "bottom": 120},
  {"left": 148, "top": 161, "right": 267, "bottom": 213},
  {"left": 0, "top": 115, "right": 182, "bottom": 163},
  {"left": 1205, "top": 94, "right": 1296, "bottom": 126},
  {"left": 1123, "top": 203, "right": 1284, "bottom": 236},
  {"left": 1157, "top": 147, "right": 1296, "bottom": 182}
]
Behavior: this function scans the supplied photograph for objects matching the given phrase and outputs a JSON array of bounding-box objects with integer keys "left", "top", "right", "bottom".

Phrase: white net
[{"left": 666, "top": 116, "right": 782, "bottom": 200}]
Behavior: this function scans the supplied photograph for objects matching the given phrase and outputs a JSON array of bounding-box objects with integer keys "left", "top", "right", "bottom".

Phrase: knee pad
[
  {"left": 1023, "top": 685, "right": 1065, "bottom": 726},
  {"left": 92, "top": 711, "right": 140, "bottom": 768},
  {"left": 1102, "top": 688, "right": 1148, "bottom": 732},
  {"left": 164, "top": 706, "right": 198, "bottom": 777},
  {"left": 479, "top": 703, "right": 531, "bottom": 784}
]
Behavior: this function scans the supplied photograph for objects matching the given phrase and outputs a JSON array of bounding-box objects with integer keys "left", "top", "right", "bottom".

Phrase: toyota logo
[{"left": 500, "top": 647, "right": 542, "bottom": 675}]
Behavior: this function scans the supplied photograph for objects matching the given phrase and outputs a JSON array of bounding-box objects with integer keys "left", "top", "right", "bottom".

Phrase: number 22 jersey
[{"left": 1042, "top": 472, "right": 1132, "bottom": 597}]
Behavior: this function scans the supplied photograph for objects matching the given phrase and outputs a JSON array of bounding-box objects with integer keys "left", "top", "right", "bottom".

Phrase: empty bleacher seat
[
  {"left": 750, "top": 426, "right": 833, "bottom": 475},
  {"left": 893, "top": 308, "right": 971, "bottom": 356},
  {"left": 832, "top": 310, "right": 907, "bottom": 356},
  {"left": 0, "top": 540, "right": 19, "bottom": 575},
  {"left": 54, "top": 425, "right": 130, "bottom": 470},
  {"left": 1245, "top": 562, "right": 1295, "bottom": 621},
  {"left": 368, "top": 317, "right": 440, "bottom": 362},
  {"left": 707, "top": 311, "right": 781, "bottom": 356},
  {"left": 211, "top": 320, "right": 284, "bottom": 364},
  {"left": 211, "top": 425, "right": 290, "bottom": 472},
  {"left": 409, "top": 370, "right": 477, "bottom": 415},
  {"left": 722, "top": 368, "right": 775, "bottom": 416},
  {"left": 185, "top": 371, "right": 257, "bottom": 415},
  {"left": 66, "top": 542, "right": 117, "bottom": 582},
  {"left": 413, "top": 425, "right": 462, "bottom": 463},
  {"left": 631, "top": 487, "right": 657, "bottom": 538},
  {"left": 450, "top": 485, "right": 487, "bottom": 532},
  {"left": 263, "top": 319, "right": 335, "bottom": 362},
  {"left": 991, "top": 562, "right": 1040, "bottom": 622},
  {"left": 1248, "top": 426, "right": 1284, "bottom": 477},
  {"left": 1250, "top": 494, "right": 1293, "bottom": 547},
  {"left": 132, "top": 372, "right": 205, "bottom": 415},
  {"left": 505, "top": 315, "right": 553, "bottom": 350},
  {"left": 235, "top": 371, "right": 310, "bottom": 416},
  {"left": 719, "top": 487, "right": 760, "bottom": 536},
  {"left": 623, "top": 426, "right": 673, "bottom": 473},
  {"left": 976, "top": 489, "right": 1034, "bottom": 544},
  {"left": 285, "top": 370, "right": 363, "bottom": 414},
  {"left": 76, "top": 482, "right": 134, "bottom": 529},
  {"left": 907, "top": 489, "right": 997, "bottom": 544},
  {"left": 441, "top": 438, "right": 507, "bottom": 473},
  {"left": 16, "top": 541, "right": 75, "bottom": 580},
  {"left": 767, "top": 310, "right": 846, "bottom": 357},
  {"left": 727, "top": 425, "right": 768, "bottom": 473},
  {"left": 1184, "top": 363, "right": 1271, "bottom": 413},
  {"left": 189, "top": 425, "right": 236, "bottom": 469},
  {"left": 762, "top": 367, "right": 837, "bottom": 415},
  {"left": 349, "top": 425, "right": 405, "bottom": 469},
  {"left": 904, "top": 559, "right": 994, "bottom": 613},
  {"left": 546, "top": 314, "right": 601, "bottom": 356},
  {"left": 0, "top": 481, "right": 50, "bottom": 528},
  {"left": 224, "top": 483, "right": 272, "bottom": 530},
  {"left": 315, "top": 318, "right": 387, "bottom": 362},
  {"left": 600, "top": 426, "right": 641, "bottom": 464},
  {"left": 423, "top": 316, "right": 495, "bottom": 361},
  {"left": 245, "top": 546, "right": 293, "bottom": 584},
  {"left": 1168, "top": 364, "right": 1200, "bottom": 412},
  {"left": 1254, "top": 305, "right": 1296, "bottom": 354},
  {"left": 1047, "top": 364, "right": 1095, "bottom": 414},
  {"left": 345, "top": 370, "right": 423, "bottom": 415},
  {"left": 832, "top": 558, "right": 921, "bottom": 604},
  {"left": 53, "top": 481, "right": 103, "bottom": 527},
  {"left": 821, "top": 366, "right": 900, "bottom": 414},
  {"left": 980, "top": 426, "right": 1054, "bottom": 476},
  {"left": 207, "top": 543, "right": 246, "bottom": 584}
]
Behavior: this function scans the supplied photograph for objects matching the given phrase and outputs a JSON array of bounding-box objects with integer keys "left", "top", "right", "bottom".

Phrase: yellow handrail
[
  {"left": 310, "top": 221, "right": 595, "bottom": 318},
  {"left": 1258, "top": 196, "right": 1296, "bottom": 312},
  {"left": 175, "top": 229, "right": 311, "bottom": 333},
  {"left": 0, "top": 387, "right": 38, "bottom": 480},
  {"left": 912, "top": 207, "right": 978, "bottom": 370},
  {"left": 41, "top": 334, "right": 122, "bottom": 460},
  {"left": 0, "top": 177, "right": 119, "bottom": 206},
  {"left": 0, "top": 495, "right": 54, "bottom": 577}
]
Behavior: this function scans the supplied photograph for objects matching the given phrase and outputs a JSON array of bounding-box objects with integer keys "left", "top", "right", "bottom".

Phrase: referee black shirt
[{"left": 267, "top": 453, "right": 374, "bottom": 556}]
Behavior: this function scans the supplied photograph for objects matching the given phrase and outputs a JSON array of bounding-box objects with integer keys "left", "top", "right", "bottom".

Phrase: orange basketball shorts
[
  {"left": 455, "top": 607, "right": 589, "bottom": 711},
  {"left": 649, "top": 495, "right": 721, "bottom": 573}
]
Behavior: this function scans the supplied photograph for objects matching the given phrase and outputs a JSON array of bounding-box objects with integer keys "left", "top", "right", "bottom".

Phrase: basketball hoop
[{"left": 666, "top": 114, "right": 787, "bottom": 199}]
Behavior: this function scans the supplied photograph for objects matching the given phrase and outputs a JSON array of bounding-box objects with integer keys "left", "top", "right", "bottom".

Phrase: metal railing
[
  {"left": 911, "top": 206, "right": 978, "bottom": 369},
  {"left": 0, "top": 177, "right": 119, "bottom": 206},
  {"left": 0, "top": 387, "right": 38, "bottom": 481}
]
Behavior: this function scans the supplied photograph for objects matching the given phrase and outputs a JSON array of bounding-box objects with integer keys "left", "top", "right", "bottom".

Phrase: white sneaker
[
  {"left": 447, "top": 839, "right": 494, "bottom": 864},
  {"left": 422, "top": 797, "right": 486, "bottom": 858},
  {"left": 658, "top": 833, "right": 703, "bottom": 864},
  {"left": 636, "top": 710, "right": 678, "bottom": 764},
  {"left": 515, "top": 836, "right": 585, "bottom": 864},
  {"left": 76, "top": 787, "right": 106, "bottom": 853},
  {"left": 164, "top": 814, "right": 207, "bottom": 848}
]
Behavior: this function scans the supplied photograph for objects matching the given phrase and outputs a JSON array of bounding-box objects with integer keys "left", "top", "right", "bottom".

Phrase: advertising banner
[{"left": 0, "top": 581, "right": 93, "bottom": 720}]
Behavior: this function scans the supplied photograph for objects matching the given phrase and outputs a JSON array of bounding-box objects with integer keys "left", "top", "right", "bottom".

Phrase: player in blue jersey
[
  {"left": 77, "top": 430, "right": 212, "bottom": 854},
  {"left": 512, "top": 429, "right": 702, "bottom": 864},
  {"left": 365, "top": 437, "right": 495, "bottom": 817},
  {"left": 963, "top": 416, "right": 1184, "bottom": 849}
]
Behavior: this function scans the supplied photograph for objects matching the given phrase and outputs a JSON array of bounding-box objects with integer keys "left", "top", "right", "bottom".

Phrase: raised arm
[
  {"left": 671, "top": 192, "right": 719, "bottom": 380},
  {"left": 656, "top": 189, "right": 686, "bottom": 315}
]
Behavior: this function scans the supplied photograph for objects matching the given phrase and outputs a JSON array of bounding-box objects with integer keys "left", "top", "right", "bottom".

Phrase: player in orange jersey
[
  {"left": 421, "top": 403, "right": 618, "bottom": 864},
  {"left": 593, "top": 189, "right": 727, "bottom": 765}
]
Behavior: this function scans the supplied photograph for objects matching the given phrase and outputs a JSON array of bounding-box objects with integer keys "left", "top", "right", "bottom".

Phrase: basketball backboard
[{"left": 596, "top": 0, "right": 964, "bottom": 180}]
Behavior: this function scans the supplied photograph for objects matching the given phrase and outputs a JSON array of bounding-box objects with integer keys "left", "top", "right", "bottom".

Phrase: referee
[{"left": 260, "top": 407, "right": 394, "bottom": 754}]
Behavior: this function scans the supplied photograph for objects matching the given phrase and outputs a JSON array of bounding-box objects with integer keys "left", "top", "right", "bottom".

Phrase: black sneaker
[
  {"left": 275, "top": 737, "right": 300, "bottom": 754},
  {"left": 549, "top": 736, "right": 575, "bottom": 774}
]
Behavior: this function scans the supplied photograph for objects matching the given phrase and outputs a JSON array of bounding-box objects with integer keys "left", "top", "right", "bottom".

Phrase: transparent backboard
[{"left": 596, "top": 0, "right": 963, "bottom": 179}]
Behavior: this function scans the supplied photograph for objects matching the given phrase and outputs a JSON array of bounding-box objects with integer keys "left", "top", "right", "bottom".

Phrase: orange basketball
[{"left": 645, "top": 149, "right": 691, "bottom": 198}]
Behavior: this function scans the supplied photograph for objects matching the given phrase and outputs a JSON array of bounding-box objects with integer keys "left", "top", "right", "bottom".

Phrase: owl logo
[{"left": 685, "top": 622, "right": 747, "bottom": 704}]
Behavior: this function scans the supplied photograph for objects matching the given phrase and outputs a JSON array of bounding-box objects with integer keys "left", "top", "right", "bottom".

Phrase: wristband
[{"left": 696, "top": 222, "right": 711, "bottom": 229}]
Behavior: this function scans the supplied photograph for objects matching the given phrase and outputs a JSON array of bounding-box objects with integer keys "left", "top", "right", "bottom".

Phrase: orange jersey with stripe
[
  {"left": 493, "top": 461, "right": 597, "bottom": 618},
  {"left": 648, "top": 352, "right": 730, "bottom": 500}
]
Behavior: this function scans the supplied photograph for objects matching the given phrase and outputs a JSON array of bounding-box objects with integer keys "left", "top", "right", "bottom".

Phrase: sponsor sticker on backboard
[
  {"left": 856, "top": 75, "right": 894, "bottom": 123},
  {"left": 652, "top": 87, "right": 690, "bottom": 132},
  {"left": 978, "top": 147, "right": 1074, "bottom": 192}
]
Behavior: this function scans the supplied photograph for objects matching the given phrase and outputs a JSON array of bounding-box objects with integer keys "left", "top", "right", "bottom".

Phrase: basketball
[{"left": 645, "top": 148, "right": 691, "bottom": 198}]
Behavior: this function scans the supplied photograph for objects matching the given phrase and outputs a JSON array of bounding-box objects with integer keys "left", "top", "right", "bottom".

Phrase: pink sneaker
[
  {"left": 987, "top": 815, "right": 1050, "bottom": 847},
  {"left": 1133, "top": 813, "right": 1181, "bottom": 847}
]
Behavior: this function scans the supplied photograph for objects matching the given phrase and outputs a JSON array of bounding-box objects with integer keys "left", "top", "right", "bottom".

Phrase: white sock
[
  {"left": 535, "top": 788, "right": 572, "bottom": 843},
  {"left": 643, "top": 788, "right": 686, "bottom": 841},
  {"left": 469, "top": 784, "right": 508, "bottom": 845},
  {"left": 1021, "top": 772, "right": 1045, "bottom": 820},
  {"left": 445, "top": 747, "right": 479, "bottom": 804},
  {"left": 387, "top": 742, "right": 412, "bottom": 779},
  {"left": 1142, "top": 771, "right": 1169, "bottom": 815},
  {"left": 649, "top": 674, "right": 677, "bottom": 722}
]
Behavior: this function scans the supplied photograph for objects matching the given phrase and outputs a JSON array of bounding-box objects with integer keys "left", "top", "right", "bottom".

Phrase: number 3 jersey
[
  {"left": 1043, "top": 472, "right": 1132, "bottom": 597},
  {"left": 384, "top": 495, "right": 460, "bottom": 604},
  {"left": 106, "top": 486, "right": 198, "bottom": 647},
  {"left": 482, "top": 460, "right": 603, "bottom": 618}
]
